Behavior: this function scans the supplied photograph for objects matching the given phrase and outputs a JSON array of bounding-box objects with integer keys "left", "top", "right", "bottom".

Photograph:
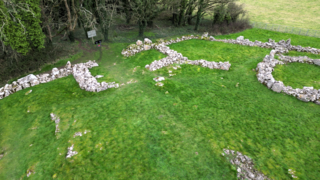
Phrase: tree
[
  {"left": 59, "top": 0, "right": 98, "bottom": 42},
  {"left": 194, "top": 0, "right": 236, "bottom": 31},
  {"left": 62, "top": 0, "right": 77, "bottom": 42},
  {"left": 185, "top": 0, "right": 197, "bottom": 25},
  {"left": 0, "top": 0, "right": 45, "bottom": 56},
  {"left": 122, "top": 0, "right": 132, "bottom": 24},
  {"left": 93, "top": 0, "right": 121, "bottom": 42},
  {"left": 178, "top": 0, "right": 188, "bottom": 26},
  {"left": 129, "top": 0, "right": 164, "bottom": 37},
  {"left": 39, "top": 0, "right": 65, "bottom": 46},
  {"left": 78, "top": 0, "right": 98, "bottom": 39}
]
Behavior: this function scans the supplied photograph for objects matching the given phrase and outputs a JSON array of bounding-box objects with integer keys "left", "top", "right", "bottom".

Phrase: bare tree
[
  {"left": 194, "top": 0, "right": 236, "bottom": 31},
  {"left": 93, "top": 0, "right": 122, "bottom": 41},
  {"left": 129, "top": 0, "right": 164, "bottom": 37}
]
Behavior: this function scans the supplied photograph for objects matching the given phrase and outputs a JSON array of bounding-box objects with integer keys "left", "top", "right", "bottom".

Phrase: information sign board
[{"left": 87, "top": 30, "right": 96, "bottom": 38}]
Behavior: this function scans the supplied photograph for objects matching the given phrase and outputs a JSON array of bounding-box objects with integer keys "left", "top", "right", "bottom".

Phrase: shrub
[{"left": 212, "top": 2, "right": 247, "bottom": 25}]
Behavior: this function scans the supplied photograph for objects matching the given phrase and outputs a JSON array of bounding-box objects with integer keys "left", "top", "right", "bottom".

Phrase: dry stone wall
[
  {"left": 0, "top": 60, "right": 119, "bottom": 100},
  {"left": 121, "top": 33, "right": 320, "bottom": 105},
  {"left": 1, "top": 33, "right": 320, "bottom": 105},
  {"left": 256, "top": 51, "right": 320, "bottom": 104}
]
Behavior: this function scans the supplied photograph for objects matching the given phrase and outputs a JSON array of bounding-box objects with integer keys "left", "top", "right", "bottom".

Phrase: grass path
[{"left": 1, "top": 29, "right": 320, "bottom": 179}]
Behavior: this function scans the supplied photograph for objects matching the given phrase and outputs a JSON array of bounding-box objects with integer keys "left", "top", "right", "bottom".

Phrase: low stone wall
[
  {"left": 121, "top": 33, "right": 320, "bottom": 105},
  {"left": 222, "top": 149, "right": 272, "bottom": 180},
  {"left": 2, "top": 33, "right": 320, "bottom": 105},
  {"left": 0, "top": 60, "right": 119, "bottom": 100},
  {"left": 72, "top": 61, "right": 119, "bottom": 92},
  {"left": 256, "top": 50, "right": 320, "bottom": 104}
]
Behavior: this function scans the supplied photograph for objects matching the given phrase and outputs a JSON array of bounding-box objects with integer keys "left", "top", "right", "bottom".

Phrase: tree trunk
[
  {"left": 122, "top": 0, "right": 132, "bottom": 24},
  {"left": 68, "top": 31, "right": 75, "bottom": 42},
  {"left": 178, "top": 0, "right": 187, "bottom": 26},
  {"left": 147, "top": 20, "right": 153, "bottom": 28},
  {"left": 138, "top": 20, "right": 146, "bottom": 37},
  {"left": 77, "top": 18, "right": 81, "bottom": 28},
  {"left": 101, "top": 27, "right": 109, "bottom": 41},
  {"left": 126, "top": 11, "right": 132, "bottom": 24},
  {"left": 185, "top": 0, "right": 195, "bottom": 25},
  {"left": 172, "top": 13, "right": 178, "bottom": 26},
  {"left": 46, "top": 25, "right": 53, "bottom": 45},
  {"left": 83, "top": 27, "right": 90, "bottom": 38},
  {"left": 194, "top": 1, "right": 203, "bottom": 31},
  {"left": 63, "top": 0, "right": 75, "bottom": 42}
]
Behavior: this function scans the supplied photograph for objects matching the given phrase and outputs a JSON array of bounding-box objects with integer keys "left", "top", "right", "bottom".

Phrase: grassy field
[
  {"left": 238, "top": 0, "right": 320, "bottom": 30},
  {"left": 1, "top": 28, "right": 320, "bottom": 180}
]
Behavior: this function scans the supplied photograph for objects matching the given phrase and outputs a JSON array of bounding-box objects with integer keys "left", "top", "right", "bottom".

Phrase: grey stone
[
  {"left": 313, "top": 59, "right": 320, "bottom": 66},
  {"left": 220, "top": 62, "right": 231, "bottom": 70},
  {"left": 236, "top": 36, "right": 244, "bottom": 41},
  {"left": 297, "top": 94, "right": 310, "bottom": 102},
  {"left": 271, "top": 82, "right": 284, "bottom": 93},
  {"left": 144, "top": 38, "right": 152, "bottom": 44},
  {"left": 269, "top": 50, "right": 277, "bottom": 59},
  {"left": 22, "top": 82, "right": 31, "bottom": 89},
  {"left": 15, "top": 85, "right": 22, "bottom": 92},
  {"left": 52, "top": 68, "right": 60, "bottom": 77},
  {"left": 136, "top": 40, "right": 142, "bottom": 46},
  {"left": 95, "top": 75, "right": 104, "bottom": 79},
  {"left": 26, "top": 74, "right": 38, "bottom": 82},
  {"left": 30, "top": 79, "right": 40, "bottom": 87},
  {"left": 267, "top": 79, "right": 275, "bottom": 89},
  {"left": 66, "top": 144, "right": 78, "bottom": 158},
  {"left": 314, "top": 100, "right": 320, "bottom": 105},
  {"left": 65, "top": 61, "right": 72, "bottom": 69},
  {"left": 4, "top": 84, "right": 12, "bottom": 91},
  {"left": 144, "top": 45, "right": 151, "bottom": 50}
]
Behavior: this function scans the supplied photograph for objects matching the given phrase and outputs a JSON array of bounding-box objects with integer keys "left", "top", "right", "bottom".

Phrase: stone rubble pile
[
  {"left": 72, "top": 60, "right": 119, "bottom": 92},
  {"left": 66, "top": 144, "right": 78, "bottom": 158},
  {"left": 256, "top": 50, "right": 320, "bottom": 104},
  {"left": 153, "top": 76, "right": 165, "bottom": 82},
  {"left": 73, "top": 132, "right": 82, "bottom": 138},
  {"left": 155, "top": 82, "right": 164, "bottom": 87},
  {"left": 288, "top": 169, "right": 298, "bottom": 179},
  {"left": 121, "top": 38, "right": 155, "bottom": 57},
  {"left": 222, "top": 149, "right": 271, "bottom": 180},
  {"left": 26, "top": 169, "right": 35, "bottom": 177},
  {"left": 72, "top": 130, "right": 90, "bottom": 138},
  {"left": 50, "top": 113, "right": 60, "bottom": 135}
]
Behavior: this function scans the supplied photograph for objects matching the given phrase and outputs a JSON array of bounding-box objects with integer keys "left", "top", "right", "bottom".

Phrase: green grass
[
  {"left": 238, "top": 0, "right": 320, "bottom": 30},
  {"left": 273, "top": 51, "right": 320, "bottom": 89},
  {"left": 1, "top": 29, "right": 320, "bottom": 180}
]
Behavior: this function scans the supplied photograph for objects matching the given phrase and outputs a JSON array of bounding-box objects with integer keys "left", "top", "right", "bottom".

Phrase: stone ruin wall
[
  {"left": 1, "top": 33, "right": 320, "bottom": 107},
  {"left": 2, "top": 33, "right": 318, "bottom": 179}
]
